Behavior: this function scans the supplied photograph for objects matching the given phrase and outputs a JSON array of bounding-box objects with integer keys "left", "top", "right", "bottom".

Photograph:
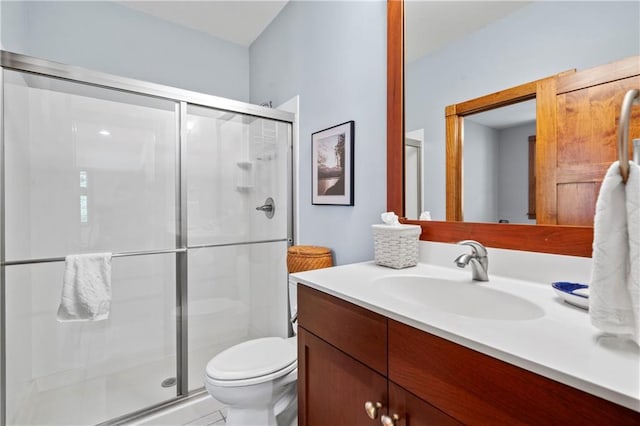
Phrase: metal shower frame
[{"left": 0, "top": 50, "right": 295, "bottom": 426}]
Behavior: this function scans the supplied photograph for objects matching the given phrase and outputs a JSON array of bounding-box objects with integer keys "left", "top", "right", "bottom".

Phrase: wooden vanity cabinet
[
  {"left": 389, "top": 319, "right": 640, "bottom": 424},
  {"left": 298, "top": 284, "right": 640, "bottom": 425},
  {"left": 298, "top": 285, "right": 461, "bottom": 426},
  {"left": 297, "top": 285, "right": 388, "bottom": 425}
]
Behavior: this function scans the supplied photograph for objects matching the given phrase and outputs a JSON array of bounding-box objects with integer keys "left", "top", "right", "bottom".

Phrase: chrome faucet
[{"left": 454, "top": 240, "right": 489, "bottom": 281}]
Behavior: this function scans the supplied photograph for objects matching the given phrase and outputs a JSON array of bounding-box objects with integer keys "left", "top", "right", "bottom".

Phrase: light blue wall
[
  {"left": 250, "top": 0, "right": 387, "bottom": 265},
  {"left": 0, "top": 0, "right": 28, "bottom": 53},
  {"left": 1, "top": 1, "right": 250, "bottom": 101},
  {"left": 498, "top": 122, "right": 537, "bottom": 225},
  {"left": 463, "top": 120, "right": 499, "bottom": 223},
  {"left": 1, "top": 0, "right": 387, "bottom": 265},
  {"left": 406, "top": 1, "right": 640, "bottom": 221}
]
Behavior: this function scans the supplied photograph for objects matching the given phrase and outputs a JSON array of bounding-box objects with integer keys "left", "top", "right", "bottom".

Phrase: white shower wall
[{"left": 2, "top": 68, "right": 291, "bottom": 424}]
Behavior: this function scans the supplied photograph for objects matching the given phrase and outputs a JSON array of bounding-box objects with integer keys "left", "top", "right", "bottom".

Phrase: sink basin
[{"left": 373, "top": 275, "right": 545, "bottom": 321}]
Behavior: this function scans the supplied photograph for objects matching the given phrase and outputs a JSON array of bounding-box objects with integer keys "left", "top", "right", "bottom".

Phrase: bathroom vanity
[{"left": 292, "top": 260, "right": 640, "bottom": 425}]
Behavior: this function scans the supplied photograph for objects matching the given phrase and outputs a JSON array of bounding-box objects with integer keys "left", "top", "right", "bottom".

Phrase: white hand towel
[
  {"left": 57, "top": 253, "right": 112, "bottom": 322},
  {"left": 625, "top": 161, "right": 640, "bottom": 344},
  {"left": 590, "top": 161, "right": 640, "bottom": 344}
]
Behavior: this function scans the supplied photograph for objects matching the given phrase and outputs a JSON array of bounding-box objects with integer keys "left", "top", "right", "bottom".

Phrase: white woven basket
[{"left": 372, "top": 224, "right": 421, "bottom": 269}]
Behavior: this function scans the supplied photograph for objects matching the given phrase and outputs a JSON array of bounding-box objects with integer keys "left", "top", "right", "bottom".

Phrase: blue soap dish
[{"left": 552, "top": 282, "right": 589, "bottom": 310}]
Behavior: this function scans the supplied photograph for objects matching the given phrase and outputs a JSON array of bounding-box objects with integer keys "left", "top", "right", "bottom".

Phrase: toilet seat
[{"left": 206, "top": 337, "right": 297, "bottom": 387}]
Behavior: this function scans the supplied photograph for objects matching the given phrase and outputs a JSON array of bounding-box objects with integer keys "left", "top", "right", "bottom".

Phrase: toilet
[{"left": 204, "top": 281, "right": 298, "bottom": 426}]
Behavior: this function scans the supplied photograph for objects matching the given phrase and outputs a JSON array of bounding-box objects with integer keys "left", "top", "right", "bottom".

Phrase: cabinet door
[
  {"left": 388, "top": 382, "right": 462, "bottom": 426},
  {"left": 298, "top": 327, "right": 388, "bottom": 426}
]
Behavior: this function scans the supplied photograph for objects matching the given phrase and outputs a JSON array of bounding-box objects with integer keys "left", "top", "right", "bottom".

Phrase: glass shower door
[
  {"left": 2, "top": 69, "right": 179, "bottom": 425},
  {"left": 186, "top": 106, "right": 290, "bottom": 246},
  {"left": 185, "top": 105, "right": 291, "bottom": 391}
]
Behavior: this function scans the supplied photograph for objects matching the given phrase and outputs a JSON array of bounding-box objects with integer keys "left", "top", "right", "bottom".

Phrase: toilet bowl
[
  {"left": 204, "top": 281, "right": 298, "bottom": 426},
  {"left": 205, "top": 336, "right": 297, "bottom": 426}
]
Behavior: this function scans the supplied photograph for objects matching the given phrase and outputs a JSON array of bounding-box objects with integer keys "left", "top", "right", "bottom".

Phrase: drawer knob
[
  {"left": 365, "top": 401, "right": 383, "bottom": 419},
  {"left": 381, "top": 414, "right": 400, "bottom": 426}
]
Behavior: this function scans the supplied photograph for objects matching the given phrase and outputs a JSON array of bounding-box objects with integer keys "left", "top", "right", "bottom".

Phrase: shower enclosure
[{"left": 0, "top": 51, "right": 294, "bottom": 425}]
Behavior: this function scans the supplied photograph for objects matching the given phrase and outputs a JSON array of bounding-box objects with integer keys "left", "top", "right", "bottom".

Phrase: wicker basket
[
  {"left": 287, "top": 245, "right": 333, "bottom": 273},
  {"left": 372, "top": 224, "right": 421, "bottom": 269}
]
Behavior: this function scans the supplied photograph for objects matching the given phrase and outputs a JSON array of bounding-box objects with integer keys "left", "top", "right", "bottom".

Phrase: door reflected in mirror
[
  {"left": 404, "top": 129, "right": 424, "bottom": 220},
  {"left": 463, "top": 99, "right": 536, "bottom": 224}
]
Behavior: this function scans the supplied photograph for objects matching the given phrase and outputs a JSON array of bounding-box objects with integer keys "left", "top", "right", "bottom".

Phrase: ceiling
[
  {"left": 119, "top": 1, "right": 289, "bottom": 47},
  {"left": 405, "top": 1, "right": 531, "bottom": 63},
  {"left": 120, "top": 1, "right": 530, "bottom": 57}
]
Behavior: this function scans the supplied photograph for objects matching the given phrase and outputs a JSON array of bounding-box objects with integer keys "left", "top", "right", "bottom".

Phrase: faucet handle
[{"left": 456, "top": 240, "right": 488, "bottom": 257}]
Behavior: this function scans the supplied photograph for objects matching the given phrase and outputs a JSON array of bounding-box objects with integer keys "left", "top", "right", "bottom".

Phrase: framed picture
[{"left": 312, "top": 121, "right": 354, "bottom": 206}]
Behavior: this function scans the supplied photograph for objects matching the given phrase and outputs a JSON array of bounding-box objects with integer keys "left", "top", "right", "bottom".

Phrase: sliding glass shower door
[
  {"left": 185, "top": 106, "right": 291, "bottom": 391},
  {"left": 0, "top": 53, "right": 294, "bottom": 426},
  {"left": 2, "top": 69, "right": 180, "bottom": 425}
]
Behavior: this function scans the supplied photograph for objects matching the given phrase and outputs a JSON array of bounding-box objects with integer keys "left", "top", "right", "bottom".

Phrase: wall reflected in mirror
[
  {"left": 463, "top": 99, "right": 536, "bottom": 224},
  {"left": 404, "top": 1, "right": 640, "bottom": 222}
]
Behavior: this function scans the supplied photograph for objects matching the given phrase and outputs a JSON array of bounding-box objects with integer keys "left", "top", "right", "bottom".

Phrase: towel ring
[{"left": 618, "top": 89, "right": 640, "bottom": 183}]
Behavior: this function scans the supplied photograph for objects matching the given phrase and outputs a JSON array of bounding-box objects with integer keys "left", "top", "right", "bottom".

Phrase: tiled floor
[{"left": 183, "top": 409, "right": 226, "bottom": 426}]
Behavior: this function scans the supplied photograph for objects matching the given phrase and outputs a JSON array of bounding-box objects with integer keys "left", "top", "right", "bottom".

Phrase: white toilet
[{"left": 204, "top": 281, "right": 298, "bottom": 426}]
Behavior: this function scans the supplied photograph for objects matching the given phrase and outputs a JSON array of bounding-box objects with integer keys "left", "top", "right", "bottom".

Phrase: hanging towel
[
  {"left": 57, "top": 253, "right": 113, "bottom": 322},
  {"left": 590, "top": 161, "right": 640, "bottom": 344}
]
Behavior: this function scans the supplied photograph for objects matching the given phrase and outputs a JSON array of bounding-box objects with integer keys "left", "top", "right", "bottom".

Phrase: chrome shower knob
[
  {"left": 365, "top": 401, "right": 383, "bottom": 419},
  {"left": 255, "top": 197, "right": 275, "bottom": 219}
]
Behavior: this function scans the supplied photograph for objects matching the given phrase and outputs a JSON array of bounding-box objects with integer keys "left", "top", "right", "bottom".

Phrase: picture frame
[{"left": 312, "top": 121, "right": 354, "bottom": 206}]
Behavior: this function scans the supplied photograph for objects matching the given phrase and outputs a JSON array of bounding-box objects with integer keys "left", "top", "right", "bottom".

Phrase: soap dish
[{"left": 551, "top": 282, "right": 589, "bottom": 310}]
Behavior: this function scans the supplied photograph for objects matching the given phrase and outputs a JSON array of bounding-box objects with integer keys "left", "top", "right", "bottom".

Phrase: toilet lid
[{"left": 206, "top": 337, "right": 297, "bottom": 381}]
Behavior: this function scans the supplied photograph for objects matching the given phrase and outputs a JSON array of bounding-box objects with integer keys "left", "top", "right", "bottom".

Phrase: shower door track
[{"left": 0, "top": 51, "right": 295, "bottom": 426}]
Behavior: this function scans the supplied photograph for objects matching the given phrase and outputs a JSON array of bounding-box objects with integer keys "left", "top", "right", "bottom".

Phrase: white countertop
[{"left": 290, "top": 261, "right": 640, "bottom": 412}]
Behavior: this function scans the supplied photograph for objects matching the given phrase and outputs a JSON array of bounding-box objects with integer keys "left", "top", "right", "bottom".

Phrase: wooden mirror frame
[
  {"left": 386, "top": 0, "right": 593, "bottom": 257},
  {"left": 445, "top": 74, "right": 563, "bottom": 222}
]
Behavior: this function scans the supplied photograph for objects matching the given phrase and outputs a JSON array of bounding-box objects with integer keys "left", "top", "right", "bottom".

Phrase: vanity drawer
[
  {"left": 388, "top": 320, "right": 640, "bottom": 425},
  {"left": 297, "top": 284, "right": 387, "bottom": 375}
]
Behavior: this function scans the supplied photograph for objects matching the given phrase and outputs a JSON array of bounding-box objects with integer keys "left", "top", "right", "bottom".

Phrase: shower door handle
[{"left": 256, "top": 197, "right": 275, "bottom": 219}]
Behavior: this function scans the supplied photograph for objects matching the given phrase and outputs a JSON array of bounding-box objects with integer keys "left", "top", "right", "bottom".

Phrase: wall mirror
[
  {"left": 387, "top": 0, "right": 640, "bottom": 256},
  {"left": 403, "top": 0, "right": 639, "bottom": 224}
]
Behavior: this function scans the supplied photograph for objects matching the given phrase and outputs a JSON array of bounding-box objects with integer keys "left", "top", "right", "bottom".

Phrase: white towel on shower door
[
  {"left": 590, "top": 161, "right": 640, "bottom": 345},
  {"left": 57, "top": 253, "right": 113, "bottom": 322}
]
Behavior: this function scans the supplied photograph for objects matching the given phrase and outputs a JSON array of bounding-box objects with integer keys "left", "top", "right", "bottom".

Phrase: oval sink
[{"left": 373, "top": 275, "right": 544, "bottom": 321}]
